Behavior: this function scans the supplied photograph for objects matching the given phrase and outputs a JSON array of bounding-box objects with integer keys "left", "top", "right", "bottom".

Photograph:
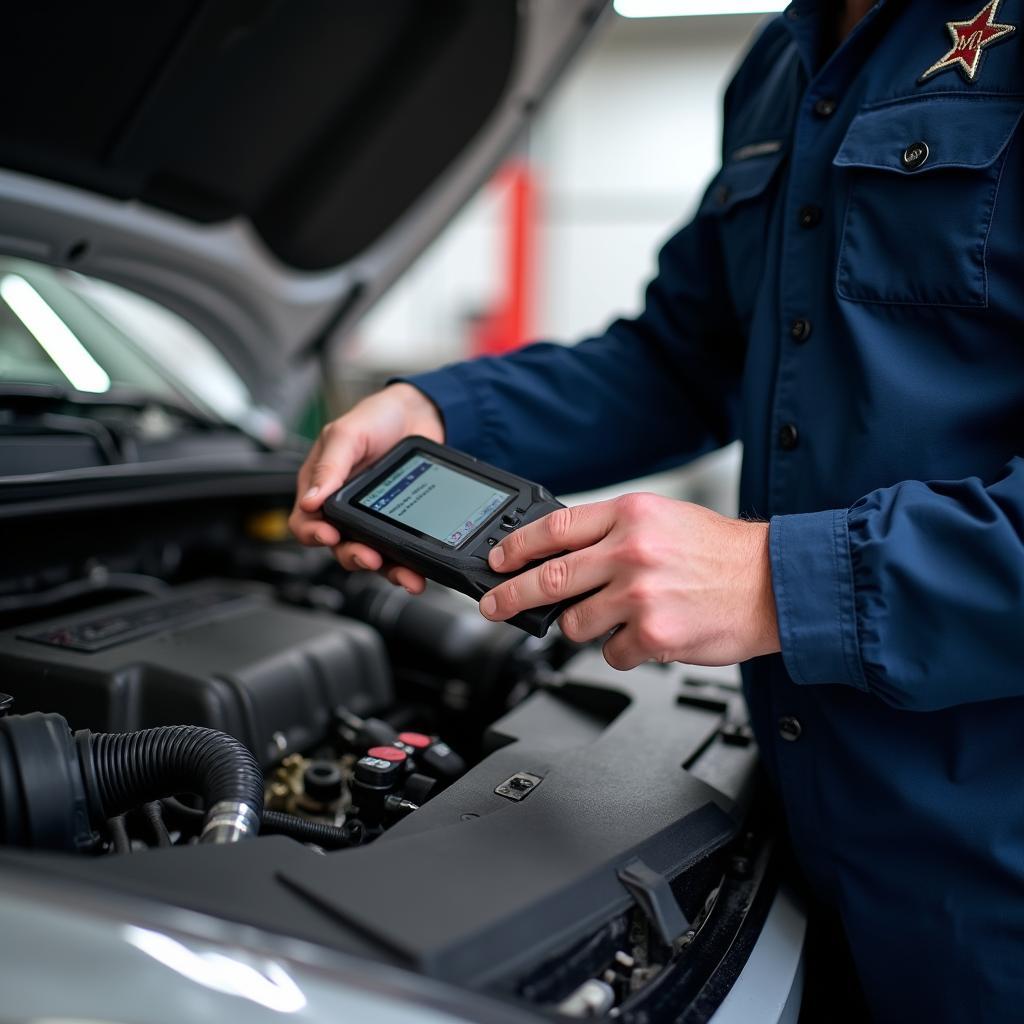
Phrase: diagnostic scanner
[{"left": 323, "top": 437, "right": 570, "bottom": 637}]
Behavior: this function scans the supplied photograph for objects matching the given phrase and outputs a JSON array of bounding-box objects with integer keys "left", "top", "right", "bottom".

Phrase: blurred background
[
  {"left": 0, "top": 6, "right": 773, "bottom": 509},
  {"left": 331, "top": 10, "right": 772, "bottom": 513}
]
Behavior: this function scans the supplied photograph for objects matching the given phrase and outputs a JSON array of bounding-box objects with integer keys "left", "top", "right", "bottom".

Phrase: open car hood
[{"left": 0, "top": 1, "right": 608, "bottom": 413}]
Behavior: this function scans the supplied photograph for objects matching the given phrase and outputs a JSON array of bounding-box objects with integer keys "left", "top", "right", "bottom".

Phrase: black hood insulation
[{"left": 0, "top": 0, "right": 518, "bottom": 269}]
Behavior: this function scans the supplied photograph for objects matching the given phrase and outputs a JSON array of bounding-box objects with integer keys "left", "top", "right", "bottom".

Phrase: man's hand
[
  {"left": 289, "top": 383, "right": 444, "bottom": 591},
  {"left": 480, "top": 493, "right": 780, "bottom": 670}
]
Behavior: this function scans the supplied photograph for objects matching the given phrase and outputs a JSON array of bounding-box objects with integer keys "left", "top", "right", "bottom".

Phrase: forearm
[
  {"left": 406, "top": 209, "right": 744, "bottom": 494},
  {"left": 408, "top": 329, "right": 738, "bottom": 494}
]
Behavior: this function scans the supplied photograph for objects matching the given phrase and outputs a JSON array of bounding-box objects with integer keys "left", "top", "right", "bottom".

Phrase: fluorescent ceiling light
[
  {"left": 0, "top": 273, "right": 111, "bottom": 393},
  {"left": 615, "top": 0, "right": 788, "bottom": 16}
]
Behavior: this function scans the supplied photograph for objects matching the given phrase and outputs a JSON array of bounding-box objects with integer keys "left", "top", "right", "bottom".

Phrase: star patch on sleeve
[{"left": 919, "top": 0, "right": 1015, "bottom": 84}]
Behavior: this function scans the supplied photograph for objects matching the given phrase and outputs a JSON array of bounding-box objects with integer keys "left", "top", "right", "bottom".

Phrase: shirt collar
[{"left": 782, "top": 1, "right": 890, "bottom": 77}]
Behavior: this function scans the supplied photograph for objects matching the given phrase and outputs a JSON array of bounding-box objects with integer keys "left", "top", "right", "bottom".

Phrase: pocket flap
[
  {"left": 700, "top": 146, "right": 785, "bottom": 215},
  {"left": 834, "top": 96, "right": 1024, "bottom": 174}
]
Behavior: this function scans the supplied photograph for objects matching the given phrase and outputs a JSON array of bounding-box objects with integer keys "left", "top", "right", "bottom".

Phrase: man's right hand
[{"left": 289, "top": 383, "right": 444, "bottom": 591}]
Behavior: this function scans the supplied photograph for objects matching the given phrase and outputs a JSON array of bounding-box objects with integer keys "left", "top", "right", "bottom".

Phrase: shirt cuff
[
  {"left": 393, "top": 365, "right": 480, "bottom": 452},
  {"left": 769, "top": 509, "right": 867, "bottom": 690}
]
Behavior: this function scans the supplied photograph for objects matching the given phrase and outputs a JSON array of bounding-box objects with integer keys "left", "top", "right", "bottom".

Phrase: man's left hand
[{"left": 480, "top": 493, "right": 780, "bottom": 670}]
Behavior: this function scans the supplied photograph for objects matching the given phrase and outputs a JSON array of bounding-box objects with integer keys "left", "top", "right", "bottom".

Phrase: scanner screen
[{"left": 359, "top": 454, "right": 511, "bottom": 546}]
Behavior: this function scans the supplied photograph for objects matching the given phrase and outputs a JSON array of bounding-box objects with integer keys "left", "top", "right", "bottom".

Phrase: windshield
[{"left": 0, "top": 256, "right": 271, "bottom": 435}]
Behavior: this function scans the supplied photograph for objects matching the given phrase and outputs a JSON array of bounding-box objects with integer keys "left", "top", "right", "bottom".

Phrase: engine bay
[{"left": 0, "top": 490, "right": 773, "bottom": 1020}]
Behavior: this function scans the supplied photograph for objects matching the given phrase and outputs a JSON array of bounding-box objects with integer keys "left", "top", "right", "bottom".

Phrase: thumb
[{"left": 299, "top": 427, "right": 362, "bottom": 511}]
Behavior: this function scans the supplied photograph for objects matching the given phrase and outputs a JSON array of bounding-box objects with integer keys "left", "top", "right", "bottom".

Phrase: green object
[{"left": 294, "top": 389, "right": 329, "bottom": 442}]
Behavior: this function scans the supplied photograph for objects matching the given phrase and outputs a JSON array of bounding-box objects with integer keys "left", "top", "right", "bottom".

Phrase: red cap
[
  {"left": 397, "top": 731, "right": 431, "bottom": 750},
  {"left": 367, "top": 745, "right": 408, "bottom": 763}
]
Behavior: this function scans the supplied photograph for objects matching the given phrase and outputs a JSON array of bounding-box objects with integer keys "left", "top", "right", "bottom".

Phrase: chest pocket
[
  {"left": 699, "top": 144, "right": 786, "bottom": 325},
  {"left": 834, "top": 96, "right": 1023, "bottom": 308}
]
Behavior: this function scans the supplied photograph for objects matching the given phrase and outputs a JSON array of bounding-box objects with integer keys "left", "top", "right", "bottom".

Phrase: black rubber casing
[{"left": 324, "top": 438, "right": 570, "bottom": 637}]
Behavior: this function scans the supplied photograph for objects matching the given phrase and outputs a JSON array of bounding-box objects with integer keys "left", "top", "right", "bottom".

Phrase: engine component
[
  {"left": 302, "top": 760, "right": 344, "bottom": 806},
  {"left": 87, "top": 725, "right": 263, "bottom": 845},
  {"left": 0, "top": 711, "right": 263, "bottom": 850},
  {"left": 384, "top": 795, "right": 419, "bottom": 819},
  {"left": 266, "top": 753, "right": 311, "bottom": 813},
  {"left": 0, "top": 645, "right": 766, "bottom": 1016},
  {"left": 336, "top": 573, "right": 560, "bottom": 717},
  {"left": 0, "top": 580, "right": 392, "bottom": 766},
  {"left": 161, "top": 796, "right": 362, "bottom": 850},
  {"left": 337, "top": 709, "right": 467, "bottom": 788},
  {"left": 402, "top": 772, "right": 438, "bottom": 806},
  {"left": 336, "top": 707, "right": 404, "bottom": 751},
  {"left": 0, "top": 711, "right": 92, "bottom": 850},
  {"left": 556, "top": 979, "right": 616, "bottom": 1017},
  {"left": 351, "top": 748, "right": 406, "bottom": 827},
  {"left": 260, "top": 810, "right": 363, "bottom": 850},
  {"left": 396, "top": 730, "right": 466, "bottom": 781}
]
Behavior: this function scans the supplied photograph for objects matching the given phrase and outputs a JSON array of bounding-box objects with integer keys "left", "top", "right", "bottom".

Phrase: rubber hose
[
  {"left": 84, "top": 726, "right": 263, "bottom": 844},
  {"left": 108, "top": 814, "right": 131, "bottom": 855},
  {"left": 162, "top": 799, "right": 363, "bottom": 850},
  {"left": 160, "top": 796, "right": 204, "bottom": 823},
  {"left": 142, "top": 801, "right": 172, "bottom": 848},
  {"left": 261, "top": 809, "right": 364, "bottom": 849}
]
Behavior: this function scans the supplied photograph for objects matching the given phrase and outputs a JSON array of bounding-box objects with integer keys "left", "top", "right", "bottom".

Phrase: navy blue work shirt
[{"left": 408, "top": 2, "right": 1024, "bottom": 1018}]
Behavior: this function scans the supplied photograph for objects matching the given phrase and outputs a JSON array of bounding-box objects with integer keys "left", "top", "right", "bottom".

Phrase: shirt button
[
  {"left": 813, "top": 97, "right": 837, "bottom": 117},
  {"left": 716, "top": 184, "right": 732, "bottom": 206},
  {"left": 901, "top": 140, "right": 929, "bottom": 170},
  {"left": 778, "top": 423, "right": 799, "bottom": 451},
  {"left": 798, "top": 204, "right": 822, "bottom": 229},
  {"left": 778, "top": 716, "right": 802, "bottom": 742},
  {"left": 790, "top": 318, "right": 812, "bottom": 343}
]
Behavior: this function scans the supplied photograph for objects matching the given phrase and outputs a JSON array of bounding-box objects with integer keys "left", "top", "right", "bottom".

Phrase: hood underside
[{"left": 0, "top": 1, "right": 608, "bottom": 411}]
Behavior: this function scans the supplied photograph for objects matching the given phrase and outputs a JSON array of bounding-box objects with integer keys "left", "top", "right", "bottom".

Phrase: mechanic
[{"left": 292, "top": 1, "right": 1024, "bottom": 1020}]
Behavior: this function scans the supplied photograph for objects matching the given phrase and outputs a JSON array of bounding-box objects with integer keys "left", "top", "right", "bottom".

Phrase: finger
[
  {"left": 557, "top": 591, "right": 623, "bottom": 645},
  {"left": 383, "top": 563, "right": 427, "bottom": 594},
  {"left": 489, "top": 501, "right": 618, "bottom": 574},
  {"left": 292, "top": 435, "right": 322, "bottom": 511},
  {"left": 291, "top": 516, "right": 342, "bottom": 548},
  {"left": 602, "top": 626, "right": 647, "bottom": 672},
  {"left": 299, "top": 423, "right": 366, "bottom": 512},
  {"left": 334, "top": 542, "right": 385, "bottom": 572},
  {"left": 289, "top": 439, "right": 321, "bottom": 527},
  {"left": 480, "top": 548, "right": 612, "bottom": 622}
]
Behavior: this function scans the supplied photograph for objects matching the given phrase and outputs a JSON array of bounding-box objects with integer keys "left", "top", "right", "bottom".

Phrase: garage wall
[
  {"left": 346, "top": 12, "right": 771, "bottom": 511},
  {"left": 530, "top": 13, "right": 765, "bottom": 342}
]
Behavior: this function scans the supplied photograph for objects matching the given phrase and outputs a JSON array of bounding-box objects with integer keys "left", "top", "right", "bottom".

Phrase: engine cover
[{"left": 0, "top": 581, "right": 391, "bottom": 765}]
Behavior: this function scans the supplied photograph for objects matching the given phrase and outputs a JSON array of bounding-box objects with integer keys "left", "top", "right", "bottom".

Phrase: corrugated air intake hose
[
  {"left": 81, "top": 725, "right": 263, "bottom": 845},
  {"left": 0, "top": 711, "right": 263, "bottom": 850}
]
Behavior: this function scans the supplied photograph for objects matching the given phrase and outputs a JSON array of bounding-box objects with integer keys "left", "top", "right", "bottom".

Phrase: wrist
[
  {"left": 747, "top": 521, "right": 781, "bottom": 658},
  {"left": 389, "top": 382, "right": 445, "bottom": 442}
]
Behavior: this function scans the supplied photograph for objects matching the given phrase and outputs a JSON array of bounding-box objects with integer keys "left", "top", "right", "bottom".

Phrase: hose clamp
[{"left": 199, "top": 800, "right": 261, "bottom": 844}]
